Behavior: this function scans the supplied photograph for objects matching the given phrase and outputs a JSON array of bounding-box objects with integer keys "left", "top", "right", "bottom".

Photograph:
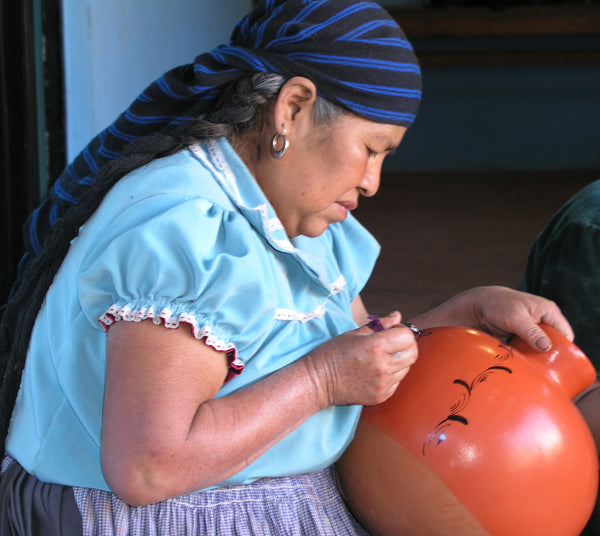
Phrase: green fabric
[{"left": 520, "top": 179, "right": 600, "bottom": 371}]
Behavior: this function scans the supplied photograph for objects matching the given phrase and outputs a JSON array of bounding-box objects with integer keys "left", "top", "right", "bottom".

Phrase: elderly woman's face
[{"left": 257, "top": 113, "right": 406, "bottom": 238}]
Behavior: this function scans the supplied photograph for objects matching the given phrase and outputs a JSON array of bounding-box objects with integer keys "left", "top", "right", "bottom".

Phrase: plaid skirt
[
  {"left": 2, "top": 458, "right": 369, "bottom": 536},
  {"left": 75, "top": 466, "right": 368, "bottom": 536}
]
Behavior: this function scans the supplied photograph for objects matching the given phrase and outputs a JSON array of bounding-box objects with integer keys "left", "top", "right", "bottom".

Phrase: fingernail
[
  {"left": 387, "top": 311, "right": 400, "bottom": 317},
  {"left": 535, "top": 336, "right": 551, "bottom": 351}
]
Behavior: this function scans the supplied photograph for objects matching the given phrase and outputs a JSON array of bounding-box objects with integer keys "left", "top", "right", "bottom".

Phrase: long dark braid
[{"left": 0, "top": 71, "right": 289, "bottom": 452}]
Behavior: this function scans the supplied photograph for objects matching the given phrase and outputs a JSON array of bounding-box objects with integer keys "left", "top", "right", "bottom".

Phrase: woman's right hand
[{"left": 303, "top": 311, "right": 418, "bottom": 408}]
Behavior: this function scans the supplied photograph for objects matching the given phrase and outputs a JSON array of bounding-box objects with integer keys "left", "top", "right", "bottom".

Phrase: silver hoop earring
[{"left": 270, "top": 132, "right": 289, "bottom": 159}]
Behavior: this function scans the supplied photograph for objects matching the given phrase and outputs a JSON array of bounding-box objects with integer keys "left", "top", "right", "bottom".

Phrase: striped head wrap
[{"left": 22, "top": 0, "right": 421, "bottom": 265}]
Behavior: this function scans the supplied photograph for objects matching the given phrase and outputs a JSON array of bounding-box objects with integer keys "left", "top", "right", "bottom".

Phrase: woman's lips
[
  {"left": 337, "top": 199, "right": 358, "bottom": 212},
  {"left": 333, "top": 200, "right": 357, "bottom": 222}
]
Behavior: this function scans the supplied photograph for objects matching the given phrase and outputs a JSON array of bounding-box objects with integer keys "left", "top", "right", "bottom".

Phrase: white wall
[{"left": 62, "top": 0, "right": 253, "bottom": 159}]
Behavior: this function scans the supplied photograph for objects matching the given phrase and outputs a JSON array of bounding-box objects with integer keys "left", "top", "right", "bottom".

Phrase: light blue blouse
[{"left": 6, "top": 138, "right": 380, "bottom": 492}]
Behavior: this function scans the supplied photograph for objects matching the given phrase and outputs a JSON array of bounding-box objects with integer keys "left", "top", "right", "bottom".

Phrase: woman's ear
[{"left": 272, "top": 76, "right": 318, "bottom": 133}]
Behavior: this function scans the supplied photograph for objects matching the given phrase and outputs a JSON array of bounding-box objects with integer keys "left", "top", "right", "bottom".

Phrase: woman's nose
[{"left": 359, "top": 163, "right": 382, "bottom": 198}]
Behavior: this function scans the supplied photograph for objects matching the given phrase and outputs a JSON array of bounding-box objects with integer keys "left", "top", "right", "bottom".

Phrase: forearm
[
  {"left": 103, "top": 315, "right": 419, "bottom": 506},
  {"left": 406, "top": 285, "right": 573, "bottom": 351},
  {"left": 103, "top": 355, "right": 327, "bottom": 506},
  {"left": 407, "top": 287, "right": 479, "bottom": 330},
  {"left": 186, "top": 357, "right": 327, "bottom": 489}
]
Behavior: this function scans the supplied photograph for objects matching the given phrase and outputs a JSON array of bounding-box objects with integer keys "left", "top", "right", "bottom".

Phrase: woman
[{"left": 0, "top": 1, "right": 572, "bottom": 534}]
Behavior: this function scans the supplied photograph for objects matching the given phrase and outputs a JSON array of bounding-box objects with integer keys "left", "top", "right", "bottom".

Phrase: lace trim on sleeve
[{"left": 99, "top": 304, "right": 244, "bottom": 381}]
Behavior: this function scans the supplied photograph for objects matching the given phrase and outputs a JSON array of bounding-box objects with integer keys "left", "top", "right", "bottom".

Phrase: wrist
[
  {"left": 408, "top": 287, "right": 489, "bottom": 330},
  {"left": 298, "top": 349, "right": 335, "bottom": 410}
]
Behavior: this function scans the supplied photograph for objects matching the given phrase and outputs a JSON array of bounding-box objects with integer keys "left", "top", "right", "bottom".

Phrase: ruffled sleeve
[{"left": 77, "top": 195, "right": 278, "bottom": 381}]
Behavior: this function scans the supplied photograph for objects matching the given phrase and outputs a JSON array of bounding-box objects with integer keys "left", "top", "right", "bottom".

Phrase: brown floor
[{"left": 356, "top": 170, "right": 599, "bottom": 319}]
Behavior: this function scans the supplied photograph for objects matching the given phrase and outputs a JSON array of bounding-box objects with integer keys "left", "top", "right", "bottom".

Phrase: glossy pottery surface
[{"left": 337, "top": 325, "right": 598, "bottom": 536}]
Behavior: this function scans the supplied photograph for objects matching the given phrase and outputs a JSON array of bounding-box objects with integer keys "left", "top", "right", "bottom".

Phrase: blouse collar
[{"left": 189, "top": 138, "right": 341, "bottom": 290}]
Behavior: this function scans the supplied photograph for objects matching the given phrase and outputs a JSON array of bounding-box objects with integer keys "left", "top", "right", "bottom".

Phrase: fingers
[
  {"left": 394, "top": 346, "right": 418, "bottom": 368},
  {"left": 377, "top": 326, "right": 420, "bottom": 384},
  {"left": 515, "top": 296, "right": 574, "bottom": 351},
  {"left": 362, "top": 313, "right": 419, "bottom": 364},
  {"left": 310, "top": 313, "right": 420, "bottom": 407},
  {"left": 365, "top": 349, "right": 417, "bottom": 406},
  {"left": 518, "top": 319, "right": 573, "bottom": 353},
  {"left": 539, "top": 306, "right": 575, "bottom": 342},
  {"left": 519, "top": 324, "right": 554, "bottom": 352},
  {"left": 364, "top": 311, "right": 402, "bottom": 333},
  {"left": 463, "top": 287, "right": 575, "bottom": 353}
]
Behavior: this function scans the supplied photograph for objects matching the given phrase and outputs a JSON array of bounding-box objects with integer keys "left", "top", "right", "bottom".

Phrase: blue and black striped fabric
[{"left": 22, "top": 0, "right": 421, "bottom": 266}]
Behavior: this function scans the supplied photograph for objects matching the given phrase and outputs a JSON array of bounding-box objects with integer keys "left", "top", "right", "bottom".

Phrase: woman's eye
[{"left": 366, "top": 147, "right": 377, "bottom": 158}]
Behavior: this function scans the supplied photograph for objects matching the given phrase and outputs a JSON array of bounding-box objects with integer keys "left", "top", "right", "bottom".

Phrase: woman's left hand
[{"left": 409, "top": 285, "right": 574, "bottom": 352}]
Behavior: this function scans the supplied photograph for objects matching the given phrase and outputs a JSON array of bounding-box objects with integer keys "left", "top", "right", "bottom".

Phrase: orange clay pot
[{"left": 337, "top": 325, "right": 598, "bottom": 536}]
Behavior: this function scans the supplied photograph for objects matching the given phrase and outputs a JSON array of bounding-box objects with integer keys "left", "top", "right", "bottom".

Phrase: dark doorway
[{"left": 0, "top": 0, "right": 65, "bottom": 304}]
